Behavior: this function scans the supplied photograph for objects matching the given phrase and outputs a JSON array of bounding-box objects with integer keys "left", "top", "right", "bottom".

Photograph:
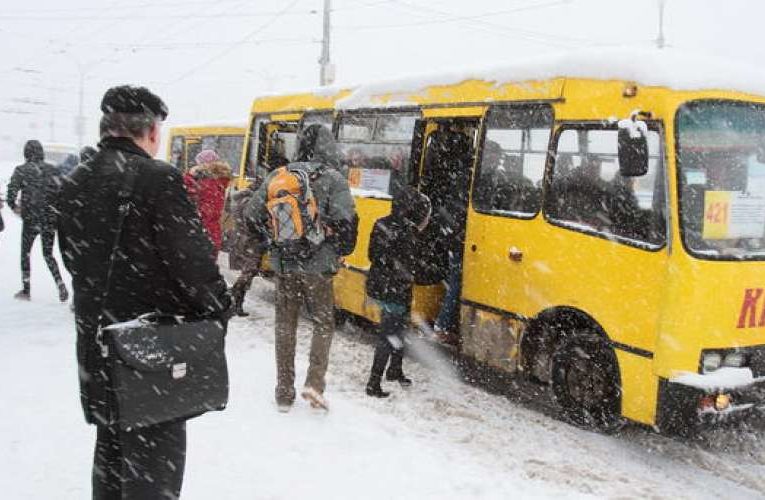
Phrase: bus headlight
[
  {"left": 702, "top": 352, "right": 723, "bottom": 373},
  {"left": 722, "top": 352, "right": 745, "bottom": 368}
]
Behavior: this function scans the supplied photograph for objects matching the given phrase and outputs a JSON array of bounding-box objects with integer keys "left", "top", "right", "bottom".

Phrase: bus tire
[{"left": 551, "top": 333, "right": 623, "bottom": 432}]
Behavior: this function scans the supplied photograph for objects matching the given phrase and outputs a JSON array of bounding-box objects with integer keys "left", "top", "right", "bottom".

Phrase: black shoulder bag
[{"left": 96, "top": 161, "right": 229, "bottom": 430}]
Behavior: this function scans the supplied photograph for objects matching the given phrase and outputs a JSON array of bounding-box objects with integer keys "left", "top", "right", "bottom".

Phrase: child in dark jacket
[{"left": 365, "top": 186, "right": 431, "bottom": 398}]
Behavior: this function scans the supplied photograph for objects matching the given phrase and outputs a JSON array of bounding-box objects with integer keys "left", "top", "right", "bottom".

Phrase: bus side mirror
[{"left": 617, "top": 118, "right": 649, "bottom": 177}]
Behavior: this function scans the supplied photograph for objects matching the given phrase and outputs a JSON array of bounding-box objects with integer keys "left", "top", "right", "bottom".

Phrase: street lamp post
[
  {"left": 75, "top": 66, "right": 85, "bottom": 148},
  {"left": 57, "top": 50, "right": 90, "bottom": 149}
]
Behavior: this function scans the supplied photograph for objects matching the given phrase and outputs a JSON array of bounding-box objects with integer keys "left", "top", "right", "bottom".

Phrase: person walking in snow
[
  {"left": 6, "top": 139, "right": 68, "bottom": 302},
  {"left": 183, "top": 149, "right": 232, "bottom": 261},
  {"left": 245, "top": 123, "right": 358, "bottom": 412},
  {"left": 57, "top": 85, "right": 231, "bottom": 500},
  {"left": 228, "top": 176, "right": 267, "bottom": 316},
  {"left": 365, "top": 187, "right": 431, "bottom": 397}
]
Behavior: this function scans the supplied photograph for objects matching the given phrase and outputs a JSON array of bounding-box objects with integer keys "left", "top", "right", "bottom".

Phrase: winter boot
[
  {"left": 275, "top": 386, "right": 295, "bottom": 413},
  {"left": 385, "top": 353, "right": 411, "bottom": 387},
  {"left": 365, "top": 376, "right": 390, "bottom": 398},
  {"left": 57, "top": 281, "right": 69, "bottom": 303},
  {"left": 14, "top": 289, "right": 30, "bottom": 301},
  {"left": 386, "top": 372, "right": 412, "bottom": 388},
  {"left": 301, "top": 386, "right": 329, "bottom": 410},
  {"left": 234, "top": 296, "right": 249, "bottom": 317},
  {"left": 276, "top": 401, "right": 293, "bottom": 413},
  {"left": 433, "top": 325, "right": 459, "bottom": 346},
  {"left": 231, "top": 283, "right": 249, "bottom": 317}
]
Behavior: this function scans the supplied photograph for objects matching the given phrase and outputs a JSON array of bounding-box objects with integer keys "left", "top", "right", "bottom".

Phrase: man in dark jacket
[
  {"left": 6, "top": 139, "right": 67, "bottom": 301},
  {"left": 58, "top": 85, "right": 231, "bottom": 500},
  {"left": 365, "top": 187, "right": 431, "bottom": 397}
]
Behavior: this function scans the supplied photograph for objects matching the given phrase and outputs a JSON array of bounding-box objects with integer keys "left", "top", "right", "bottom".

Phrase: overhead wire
[
  {"left": 389, "top": 0, "right": 650, "bottom": 48},
  {"left": 3, "top": 0, "right": 388, "bottom": 16},
  {"left": 0, "top": 0, "right": 128, "bottom": 76},
  {"left": 0, "top": 9, "right": 319, "bottom": 21},
  {"left": 334, "top": 0, "right": 575, "bottom": 47},
  {"left": 169, "top": 0, "right": 302, "bottom": 84},
  {"left": 2, "top": 0, "right": 253, "bottom": 14},
  {"left": 76, "top": 37, "right": 318, "bottom": 52},
  {"left": 92, "top": 0, "right": 255, "bottom": 76}
]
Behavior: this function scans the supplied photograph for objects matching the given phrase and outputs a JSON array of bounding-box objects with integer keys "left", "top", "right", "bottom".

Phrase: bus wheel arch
[
  {"left": 521, "top": 307, "right": 623, "bottom": 430},
  {"left": 521, "top": 307, "right": 605, "bottom": 383}
]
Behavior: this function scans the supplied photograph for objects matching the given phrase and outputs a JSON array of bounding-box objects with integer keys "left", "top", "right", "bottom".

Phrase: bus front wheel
[{"left": 551, "top": 333, "right": 623, "bottom": 432}]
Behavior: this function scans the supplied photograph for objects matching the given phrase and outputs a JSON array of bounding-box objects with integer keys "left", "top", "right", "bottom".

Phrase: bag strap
[{"left": 95, "top": 161, "right": 138, "bottom": 356}]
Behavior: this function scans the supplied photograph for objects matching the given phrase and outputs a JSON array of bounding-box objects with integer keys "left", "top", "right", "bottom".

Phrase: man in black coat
[
  {"left": 58, "top": 85, "right": 231, "bottom": 500},
  {"left": 6, "top": 139, "right": 67, "bottom": 301}
]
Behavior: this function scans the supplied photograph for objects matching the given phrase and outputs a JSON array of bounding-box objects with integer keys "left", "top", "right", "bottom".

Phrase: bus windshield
[{"left": 676, "top": 100, "right": 765, "bottom": 260}]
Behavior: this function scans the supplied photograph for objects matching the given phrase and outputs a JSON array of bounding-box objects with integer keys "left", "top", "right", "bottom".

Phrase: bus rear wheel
[{"left": 551, "top": 333, "right": 622, "bottom": 432}]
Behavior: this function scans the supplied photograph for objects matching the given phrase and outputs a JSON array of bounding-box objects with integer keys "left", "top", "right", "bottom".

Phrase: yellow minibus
[
  {"left": 236, "top": 51, "right": 765, "bottom": 433},
  {"left": 166, "top": 123, "right": 246, "bottom": 174}
]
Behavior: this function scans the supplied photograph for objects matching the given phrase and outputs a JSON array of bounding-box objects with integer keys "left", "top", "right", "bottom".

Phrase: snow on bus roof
[
  {"left": 40, "top": 142, "right": 78, "bottom": 151},
  {"left": 335, "top": 48, "right": 765, "bottom": 109},
  {"left": 169, "top": 120, "right": 247, "bottom": 130}
]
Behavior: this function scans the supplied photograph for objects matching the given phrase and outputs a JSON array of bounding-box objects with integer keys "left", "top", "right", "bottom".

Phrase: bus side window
[
  {"left": 547, "top": 127, "right": 666, "bottom": 247},
  {"left": 472, "top": 106, "right": 551, "bottom": 216},
  {"left": 337, "top": 113, "right": 417, "bottom": 198},
  {"left": 216, "top": 135, "right": 245, "bottom": 177}
]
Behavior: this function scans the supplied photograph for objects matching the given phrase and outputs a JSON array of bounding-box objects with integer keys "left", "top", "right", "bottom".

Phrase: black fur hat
[{"left": 100, "top": 85, "right": 168, "bottom": 119}]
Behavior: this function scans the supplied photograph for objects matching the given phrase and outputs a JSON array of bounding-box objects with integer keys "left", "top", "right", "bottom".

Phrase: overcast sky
[{"left": 0, "top": 0, "right": 763, "bottom": 161}]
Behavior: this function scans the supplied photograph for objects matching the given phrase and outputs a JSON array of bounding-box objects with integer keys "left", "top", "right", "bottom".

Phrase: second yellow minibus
[{"left": 166, "top": 123, "right": 246, "bottom": 174}]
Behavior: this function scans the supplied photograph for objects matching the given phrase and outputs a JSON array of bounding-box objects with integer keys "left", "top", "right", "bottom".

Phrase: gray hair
[{"left": 99, "top": 112, "right": 159, "bottom": 139}]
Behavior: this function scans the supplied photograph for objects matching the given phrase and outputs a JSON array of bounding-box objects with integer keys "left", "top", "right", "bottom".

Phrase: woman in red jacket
[{"left": 184, "top": 149, "right": 232, "bottom": 261}]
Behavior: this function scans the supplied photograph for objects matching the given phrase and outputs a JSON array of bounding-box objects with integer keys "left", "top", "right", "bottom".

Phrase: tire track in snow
[{"left": 228, "top": 276, "right": 765, "bottom": 499}]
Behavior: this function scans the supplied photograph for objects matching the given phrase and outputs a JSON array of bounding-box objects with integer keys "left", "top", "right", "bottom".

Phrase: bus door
[
  {"left": 240, "top": 115, "right": 299, "bottom": 190},
  {"left": 185, "top": 136, "right": 202, "bottom": 172},
  {"left": 169, "top": 134, "right": 185, "bottom": 170},
  {"left": 413, "top": 115, "right": 480, "bottom": 320},
  {"left": 263, "top": 120, "right": 299, "bottom": 171},
  {"left": 459, "top": 104, "right": 554, "bottom": 371}
]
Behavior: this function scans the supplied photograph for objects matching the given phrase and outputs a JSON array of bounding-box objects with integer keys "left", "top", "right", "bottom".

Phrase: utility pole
[
  {"left": 75, "top": 69, "right": 85, "bottom": 148},
  {"left": 319, "top": 0, "right": 334, "bottom": 86},
  {"left": 656, "top": 0, "right": 666, "bottom": 49},
  {"left": 49, "top": 88, "right": 56, "bottom": 142}
]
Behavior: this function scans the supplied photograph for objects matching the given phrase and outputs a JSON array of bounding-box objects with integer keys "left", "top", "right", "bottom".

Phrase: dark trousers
[
  {"left": 370, "top": 306, "right": 407, "bottom": 381},
  {"left": 20, "top": 221, "right": 62, "bottom": 291},
  {"left": 93, "top": 421, "right": 186, "bottom": 500},
  {"left": 231, "top": 257, "right": 261, "bottom": 301}
]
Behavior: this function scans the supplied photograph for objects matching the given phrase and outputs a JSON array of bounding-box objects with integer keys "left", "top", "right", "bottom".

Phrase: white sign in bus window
[
  {"left": 729, "top": 194, "right": 765, "bottom": 238},
  {"left": 359, "top": 169, "right": 391, "bottom": 193},
  {"left": 703, "top": 191, "right": 765, "bottom": 239},
  {"left": 348, "top": 167, "right": 391, "bottom": 195}
]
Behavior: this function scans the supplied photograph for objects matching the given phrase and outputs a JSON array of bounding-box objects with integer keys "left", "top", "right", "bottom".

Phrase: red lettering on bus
[{"left": 737, "top": 288, "right": 763, "bottom": 329}]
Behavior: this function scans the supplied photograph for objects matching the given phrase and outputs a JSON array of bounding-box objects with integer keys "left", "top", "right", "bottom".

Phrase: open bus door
[
  {"left": 411, "top": 114, "right": 481, "bottom": 330},
  {"left": 184, "top": 136, "right": 202, "bottom": 172}
]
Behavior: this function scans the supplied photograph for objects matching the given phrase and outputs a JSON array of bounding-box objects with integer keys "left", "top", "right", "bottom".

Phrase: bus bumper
[{"left": 658, "top": 367, "right": 765, "bottom": 430}]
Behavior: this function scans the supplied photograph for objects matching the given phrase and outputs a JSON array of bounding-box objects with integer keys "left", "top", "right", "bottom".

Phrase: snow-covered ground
[{"left": 0, "top": 212, "right": 764, "bottom": 499}]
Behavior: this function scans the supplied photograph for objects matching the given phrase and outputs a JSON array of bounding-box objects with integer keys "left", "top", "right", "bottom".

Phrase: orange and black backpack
[{"left": 265, "top": 165, "right": 325, "bottom": 259}]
